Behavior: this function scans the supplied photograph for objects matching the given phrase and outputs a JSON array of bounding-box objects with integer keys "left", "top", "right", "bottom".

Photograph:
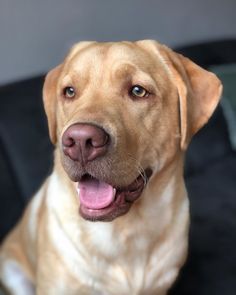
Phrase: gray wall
[{"left": 0, "top": 0, "right": 236, "bottom": 85}]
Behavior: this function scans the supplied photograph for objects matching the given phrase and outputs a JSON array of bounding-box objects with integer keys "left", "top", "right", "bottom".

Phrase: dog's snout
[{"left": 62, "top": 123, "right": 110, "bottom": 164}]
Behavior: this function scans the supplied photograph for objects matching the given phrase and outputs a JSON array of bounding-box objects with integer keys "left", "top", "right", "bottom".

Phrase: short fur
[{"left": 0, "top": 40, "right": 222, "bottom": 294}]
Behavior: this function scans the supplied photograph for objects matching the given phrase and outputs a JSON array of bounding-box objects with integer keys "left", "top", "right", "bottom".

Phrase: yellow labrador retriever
[{"left": 0, "top": 40, "right": 222, "bottom": 294}]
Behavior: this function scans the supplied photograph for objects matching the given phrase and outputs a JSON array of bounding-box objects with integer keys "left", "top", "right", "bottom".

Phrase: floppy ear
[
  {"left": 43, "top": 65, "right": 62, "bottom": 144},
  {"left": 159, "top": 45, "right": 223, "bottom": 150}
]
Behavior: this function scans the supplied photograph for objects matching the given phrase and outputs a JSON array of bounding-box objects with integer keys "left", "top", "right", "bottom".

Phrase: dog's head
[{"left": 43, "top": 40, "right": 222, "bottom": 221}]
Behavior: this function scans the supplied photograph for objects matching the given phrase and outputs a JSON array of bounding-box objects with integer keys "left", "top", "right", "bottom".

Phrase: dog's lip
[{"left": 76, "top": 169, "right": 152, "bottom": 221}]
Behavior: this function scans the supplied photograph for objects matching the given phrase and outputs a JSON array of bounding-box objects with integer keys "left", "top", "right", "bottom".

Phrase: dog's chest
[
  {"left": 49, "top": 217, "right": 180, "bottom": 294},
  {"left": 46, "top": 172, "right": 187, "bottom": 294}
]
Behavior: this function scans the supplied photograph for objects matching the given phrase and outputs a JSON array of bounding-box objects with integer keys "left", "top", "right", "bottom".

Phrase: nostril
[
  {"left": 85, "top": 138, "right": 93, "bottom": 149},
  {"left": 63, "top": 136, "right": 75, "bottom": 148},
  {"left": 89, "top": 133, "right": 109, "bottom": 148}
]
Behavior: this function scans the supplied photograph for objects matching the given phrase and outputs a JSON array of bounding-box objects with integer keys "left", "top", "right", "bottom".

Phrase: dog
[{"left": 0, "top": 40, "right": 222, "bottom": 294}]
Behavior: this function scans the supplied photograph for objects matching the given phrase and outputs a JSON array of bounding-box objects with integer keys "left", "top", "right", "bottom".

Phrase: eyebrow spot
[{"left": 112, "top": 63, "right": 136, "bottom": 80}]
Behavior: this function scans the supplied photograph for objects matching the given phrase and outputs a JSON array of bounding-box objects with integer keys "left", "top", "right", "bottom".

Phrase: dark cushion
[
  {"left": 0, "top": 77, "right": 53, "bottom": 240},
  {"left": 171, "top": 152, "right": 236, "bottom": 295},
  {"left": 176, "top": 39, "right": 236, "bottom": 67}
]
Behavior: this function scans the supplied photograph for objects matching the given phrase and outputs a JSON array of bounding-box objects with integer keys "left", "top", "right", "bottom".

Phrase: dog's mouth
[{"left": 75, "top": 169, "right": 152, "bottom": 221}]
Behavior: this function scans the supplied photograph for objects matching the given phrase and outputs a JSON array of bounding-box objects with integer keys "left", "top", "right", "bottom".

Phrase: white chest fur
[{"left": 46, "top": 172, "right": 189, "bottom": 294}]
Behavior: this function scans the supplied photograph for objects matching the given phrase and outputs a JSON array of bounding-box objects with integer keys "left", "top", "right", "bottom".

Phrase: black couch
[{"left": 0, "top": 40, "right": 236, "bottom": 295}]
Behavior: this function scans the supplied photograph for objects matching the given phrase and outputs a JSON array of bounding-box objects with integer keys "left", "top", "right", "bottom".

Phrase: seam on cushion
[{"left": 0, "top": 134, "right": 25, "bottom": 207}]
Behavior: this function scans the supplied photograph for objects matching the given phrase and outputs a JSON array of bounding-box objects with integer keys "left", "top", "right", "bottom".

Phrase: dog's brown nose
[{"left": 62, "top": 123, "right": 109, "bottom": 164}]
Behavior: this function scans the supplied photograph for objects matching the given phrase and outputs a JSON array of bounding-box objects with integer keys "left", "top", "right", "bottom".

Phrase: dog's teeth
[{"left": 113, "top": 188, "right": 116, "bottom": 197}]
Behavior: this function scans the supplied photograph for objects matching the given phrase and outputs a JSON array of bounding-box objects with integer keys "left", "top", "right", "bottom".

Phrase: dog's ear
[
  {"left": 160, "top": 45, "right": 222, "bottom": 150},
  {"left": 43, "top": 65, "right": 62, "bottom": 144}
]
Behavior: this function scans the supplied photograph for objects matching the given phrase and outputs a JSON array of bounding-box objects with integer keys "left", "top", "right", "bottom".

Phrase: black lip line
[
  {"left": 116, "top": 181, "right": 143, "bottom": 194},
  {"left": 96, "top": 169, "right": 153, "bottom": 206}
]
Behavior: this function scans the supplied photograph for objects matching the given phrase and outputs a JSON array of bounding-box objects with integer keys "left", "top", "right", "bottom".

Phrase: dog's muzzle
[{"left": 62, "top": 123, "right": 152, "bottom": 221}]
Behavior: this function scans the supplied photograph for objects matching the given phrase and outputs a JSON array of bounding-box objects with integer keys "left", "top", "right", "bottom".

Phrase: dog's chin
[{"left": 72, "top": 170, "right": 152, "bottom": 222}]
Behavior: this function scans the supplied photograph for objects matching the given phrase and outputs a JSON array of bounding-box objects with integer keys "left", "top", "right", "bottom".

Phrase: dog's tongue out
[{"left": 79, "top": 177, "right": 115, "bottom": 210}]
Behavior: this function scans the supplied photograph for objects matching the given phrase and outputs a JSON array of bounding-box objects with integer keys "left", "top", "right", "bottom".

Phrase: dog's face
[{"left": 43, "top": 40, "right": 222, "bottom": 221}]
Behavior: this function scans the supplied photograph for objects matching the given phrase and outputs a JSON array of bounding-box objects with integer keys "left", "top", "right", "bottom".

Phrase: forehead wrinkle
[{"left": 112, "top": 63, "right": 136, "bottom": 81}]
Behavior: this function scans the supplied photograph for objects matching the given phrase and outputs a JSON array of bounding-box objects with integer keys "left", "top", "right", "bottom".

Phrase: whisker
[{"left": 126, "top": 153, "right": 148, "bottom": 186}]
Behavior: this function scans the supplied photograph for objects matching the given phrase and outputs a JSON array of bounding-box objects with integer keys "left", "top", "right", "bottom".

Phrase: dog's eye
[
  {"left": 130, "top": 85, "right": 149, "bottom": 98},
  {"left": 63, "top": 86, "right": 75, "bottom": 98}
]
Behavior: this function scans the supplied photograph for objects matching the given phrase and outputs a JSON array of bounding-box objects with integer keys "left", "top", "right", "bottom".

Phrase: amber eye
[
  {"left": 63, "top": 86, "right": 75, "bottom": 98},
  {"left": 130, "top": 85, "right": 149, "bottom": 98}
]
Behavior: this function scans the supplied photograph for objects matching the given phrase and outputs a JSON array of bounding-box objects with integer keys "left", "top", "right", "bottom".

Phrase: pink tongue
[{"left": 78, "top": 177, "right": 115, "bottom": 210}]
